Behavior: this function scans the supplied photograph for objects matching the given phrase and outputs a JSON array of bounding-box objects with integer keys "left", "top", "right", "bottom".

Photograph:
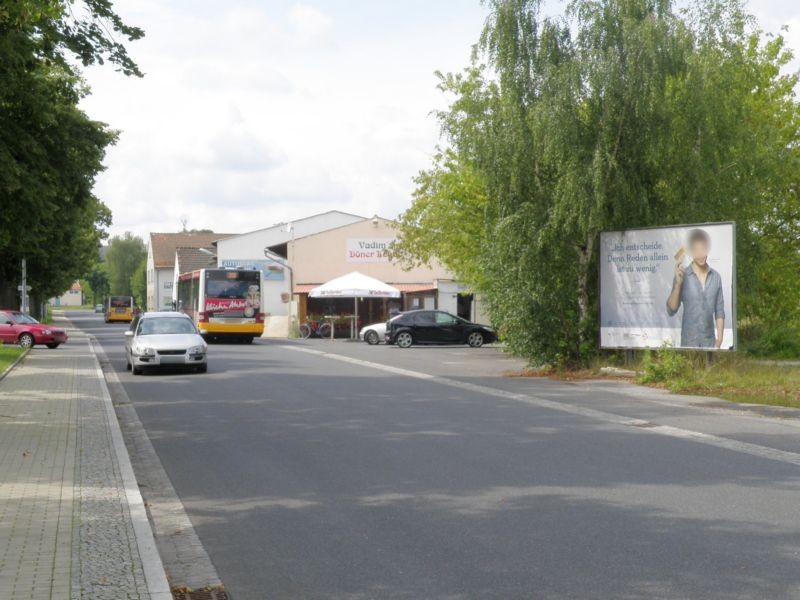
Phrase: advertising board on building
[
  {"left": 220, "top": 259, "right": 284, "bottom": 281},
  {"left": 599, "top": 222, "right": 736, "bottom": 350},
  {"left": 345, "top": 238, "right": 395, "bottom": 263}
]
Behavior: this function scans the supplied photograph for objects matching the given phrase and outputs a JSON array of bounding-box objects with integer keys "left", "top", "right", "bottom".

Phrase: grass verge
[
  {"left": 0, "top": 345, "right": 25, "bottom": 375},
  {"left": 656, "top": 356, "right": 800, "bottom": 408},
  {"left": 508, "top": 350, "right": 800, "bottom": 409}
]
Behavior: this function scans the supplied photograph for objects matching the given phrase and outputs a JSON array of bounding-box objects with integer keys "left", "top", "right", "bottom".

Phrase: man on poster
[{"left": 666, "top": 228, "right": 725, "bottom": 348}]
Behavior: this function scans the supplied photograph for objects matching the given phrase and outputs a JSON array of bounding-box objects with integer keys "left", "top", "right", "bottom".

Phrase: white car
[
  {"left": 125, "top": 312, "right": 208, "bottom": 375},
  {"left": 359, "top": 322, "right": 387, "bottom": 345}
]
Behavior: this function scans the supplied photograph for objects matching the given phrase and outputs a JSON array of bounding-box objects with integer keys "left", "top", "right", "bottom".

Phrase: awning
[{"left": 392, "top": 283, "right": 437, "bottom": 293}]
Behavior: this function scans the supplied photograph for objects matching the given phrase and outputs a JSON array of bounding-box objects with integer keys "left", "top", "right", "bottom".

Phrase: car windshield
[
  {"left": 11, "top": 313, "right": 39, "bottom": 324},
  {"left": 137, "top": 318, "right": 196, "bottom": 336}
]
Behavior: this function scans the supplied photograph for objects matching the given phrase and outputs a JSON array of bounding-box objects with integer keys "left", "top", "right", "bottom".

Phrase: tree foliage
[
  {"left": 0, "top": 1, "right": 141, "bottom": 311},
  {"left": 105, "top": 233, "right": 146, "bottom": 297},
  {"left": 395, "top": 0, "right": 800, "bottom": 364},
  {"left": 129, "top": 258, "right": 147, "bottom": 310}
]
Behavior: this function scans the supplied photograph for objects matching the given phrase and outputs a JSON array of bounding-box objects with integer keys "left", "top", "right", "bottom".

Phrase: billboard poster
[
  {"left": 599, "top": 222, "right": 736, "bottom": 350},
  {"left": 345, "top": 238, "right": 395, "bottom": 263}
]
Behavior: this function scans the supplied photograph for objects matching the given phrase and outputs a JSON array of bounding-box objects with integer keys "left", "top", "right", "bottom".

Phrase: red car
[{"left": 0, "top": 310, "right": 68, "bottom": 349}]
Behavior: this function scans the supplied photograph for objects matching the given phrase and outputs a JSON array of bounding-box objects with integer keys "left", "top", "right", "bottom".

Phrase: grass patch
[
  {"left": 662, "top": 356, "right": 800, "bottom": 408},
  {"left": 509, "top": 347, "right": 800, "bottom": 409},
  {"left": 0, "top": 345, "right": 25, "bottom": 374}
]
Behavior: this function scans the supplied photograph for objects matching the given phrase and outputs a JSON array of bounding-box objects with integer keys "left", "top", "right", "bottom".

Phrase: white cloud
[
  {"left": 288, "top": 4, "right": 333, "bottom": 44},
  {"left": 79, "top": 0, "right": 800, "bottom": 240}
]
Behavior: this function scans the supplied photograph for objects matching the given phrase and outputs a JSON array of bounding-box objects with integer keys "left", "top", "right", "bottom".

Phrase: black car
[{"left": 385, "top": 310, "right": 496, "bottom": 348}]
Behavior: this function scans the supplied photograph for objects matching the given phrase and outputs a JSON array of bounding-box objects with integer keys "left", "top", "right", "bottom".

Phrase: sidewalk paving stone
[{"left": 0, "top": 327, "right": 169, "bottom": 600}]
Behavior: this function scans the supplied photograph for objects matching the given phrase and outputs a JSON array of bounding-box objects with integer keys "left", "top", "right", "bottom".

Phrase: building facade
[
  {"left": 214, "top": 211, "right": 365, "bottom": 337},
  {"left": 147, "top": 232, "right": 229, "bottom": 311}
]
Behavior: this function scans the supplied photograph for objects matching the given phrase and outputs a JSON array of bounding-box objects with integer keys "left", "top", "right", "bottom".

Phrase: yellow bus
[
  {"left": 177, "top": 268, "right": 264, "bottom": 343},
  {"left": 105, "top": 296, "right": 134, "bottom": 323}
]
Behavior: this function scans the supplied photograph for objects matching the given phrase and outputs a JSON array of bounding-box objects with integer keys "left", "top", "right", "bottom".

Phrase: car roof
[{"left": 139, "top": 311, "right": 190, "bottom": 319}]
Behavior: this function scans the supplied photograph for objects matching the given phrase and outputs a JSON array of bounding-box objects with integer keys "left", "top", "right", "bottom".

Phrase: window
[
  {"left": 137, "top": 317, "right": 197, "bottom": 336},
  {"left": 0, "top": 314, "right": 10, "bottom": 325},
  {"left": 412, "top": 312, "right": 435, "bottom": 325},
  {"left": 435, "top": 312, "right": 458, "bottom": 326}
]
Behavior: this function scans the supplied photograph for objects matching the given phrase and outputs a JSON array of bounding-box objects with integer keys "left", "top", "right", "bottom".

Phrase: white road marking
[{"left": 281, "top": 345, "right": 800, "bottom": 469}]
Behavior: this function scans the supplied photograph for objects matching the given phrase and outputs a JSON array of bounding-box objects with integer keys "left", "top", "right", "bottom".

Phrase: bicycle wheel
[
  {"left": 318, "top": 323, "right": 332, "bottom": 338},
  {"left": 299, "top": 324, "right": 312, "bottom": 339}
]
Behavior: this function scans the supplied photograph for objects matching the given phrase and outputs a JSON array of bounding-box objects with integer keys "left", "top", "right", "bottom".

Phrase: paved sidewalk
[{"left": 0, "top": 325, "right": 171, "bottom": 599}]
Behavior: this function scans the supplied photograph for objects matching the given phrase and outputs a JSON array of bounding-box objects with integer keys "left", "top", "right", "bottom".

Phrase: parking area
[{"left": 287, "top": 338, "right": 529, "bottom": 379}]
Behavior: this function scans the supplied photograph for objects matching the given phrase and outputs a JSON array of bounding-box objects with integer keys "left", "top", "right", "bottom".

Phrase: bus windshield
[
  {"left": 205, "top": 270, "right": 260, "bottom": 300},
  {"left": 109, "top": 296, "right": 132, "bottom": 307}
]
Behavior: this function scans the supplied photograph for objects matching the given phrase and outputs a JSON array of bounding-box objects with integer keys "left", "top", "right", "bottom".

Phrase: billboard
[
  {"left": 220, "top": 259, "right": 284, "bottom": 281},
  {"left": 599, "top": 222, "right": 736, "bottom": 350}
]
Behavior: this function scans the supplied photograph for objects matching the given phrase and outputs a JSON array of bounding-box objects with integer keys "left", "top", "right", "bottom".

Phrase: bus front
[
  {"left": 198, "top": 269, "right": 264, "bottom": 342},
  {"left": 106, "top": 296, "right": 134, "bottom": 323}
]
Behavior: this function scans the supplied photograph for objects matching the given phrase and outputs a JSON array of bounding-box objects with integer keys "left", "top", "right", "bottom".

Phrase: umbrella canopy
[{"left": 309, "top": 271, "right": 401, "bottom": 299}]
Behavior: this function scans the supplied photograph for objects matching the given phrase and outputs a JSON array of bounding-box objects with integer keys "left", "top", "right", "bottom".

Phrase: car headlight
[
  {"left": 134, "top": 346, "right": 155, "bottom": 356},
  {"left": 188, "top": 345, "right": 205, "bottom": 355},
  {"left": 43, "top": 329, "right": 52, "bottom": 335}
]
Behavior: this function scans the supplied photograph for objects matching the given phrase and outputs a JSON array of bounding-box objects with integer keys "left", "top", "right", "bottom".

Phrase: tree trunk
[{"left": 576, "top": 232, "right": 595, "bottom": 352}]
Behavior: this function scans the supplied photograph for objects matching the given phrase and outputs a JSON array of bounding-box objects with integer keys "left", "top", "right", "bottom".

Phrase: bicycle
[{"left": 299, "top": 319, "right": 332, "bottom": 339}]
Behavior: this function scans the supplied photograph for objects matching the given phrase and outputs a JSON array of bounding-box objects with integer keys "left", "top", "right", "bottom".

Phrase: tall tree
[
  {"left": 0, "top": 1, "right": 142, "bottom": 312},
  {"left": 105, "top": 233, "right": 146, "bottom": 297},
  {"left": 129, "top": 258, "right": 148, "bottom": 310},
  {"left": 396, "top": 0, "right": 800, "bottom": 364}
]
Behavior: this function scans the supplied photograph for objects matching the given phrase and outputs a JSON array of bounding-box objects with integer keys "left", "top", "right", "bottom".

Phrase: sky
[{"left": 79, "top": 0, "right": 800, "bottom": 239}]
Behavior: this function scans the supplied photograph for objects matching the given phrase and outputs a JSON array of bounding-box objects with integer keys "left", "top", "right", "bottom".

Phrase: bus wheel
[{"left": 243, "top": 337, "right": 253, "bottom": 344}]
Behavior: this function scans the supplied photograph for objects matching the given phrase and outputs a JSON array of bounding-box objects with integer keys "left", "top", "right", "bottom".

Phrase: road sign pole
[{"left": 21, "top": 259, "right": 29, "bottom": 314}]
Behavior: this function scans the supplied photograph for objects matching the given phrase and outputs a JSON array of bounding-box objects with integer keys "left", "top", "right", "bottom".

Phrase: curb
[
  {"left": 86, "top": 336, "right": 173, "bottom": 600},
  {"left": 0, "top": 347, "right": 29, "bottom": 383}
]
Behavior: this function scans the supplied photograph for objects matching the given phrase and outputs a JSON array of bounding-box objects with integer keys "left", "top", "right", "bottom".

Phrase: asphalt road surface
[{"left": 68, "top": 311, "right": 800, "bottom": 600}]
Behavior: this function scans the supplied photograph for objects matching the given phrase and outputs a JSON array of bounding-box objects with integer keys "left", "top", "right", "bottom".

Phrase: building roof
[
  {"left": 149, "top": 232, "right": 232, "bottom": 269},
  {"left": 232, "top": 210, "right": 365, "bottom": 239},
  {"left": 175, "top": 247, "right": 217, "bottom": 274}
]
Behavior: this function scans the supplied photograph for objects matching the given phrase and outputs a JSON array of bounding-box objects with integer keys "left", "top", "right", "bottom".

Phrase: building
[
  {"left": 290, "top": 216, "right": 489, "bottom": 327},
  {"left": 49, "top": 281, "right": 83, "bottom": 307},
  {"left": 214, "top": 211, "right": 488, "bottom": 337},
  {"left": 147, "top": 232, "right": 230, "bottom": 312},
  {"left": 214, "top": 211, "right": 365, "bottom": 336}
]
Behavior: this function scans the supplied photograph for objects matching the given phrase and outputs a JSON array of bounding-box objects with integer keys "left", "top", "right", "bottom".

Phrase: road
[{"left": 68, "top": 311, "right": 800, "bottom": 599}]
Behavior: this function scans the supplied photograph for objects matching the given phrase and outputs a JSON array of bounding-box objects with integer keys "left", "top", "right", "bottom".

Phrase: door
[
  {"left": 410, "top": 311, "right": 437, "bottom": 343},
  {"left": 0, "top": 313, "right": 14, "bottom": 343},
  {"left": 433, "top": 311, "right": 465, "bottom": 343}
]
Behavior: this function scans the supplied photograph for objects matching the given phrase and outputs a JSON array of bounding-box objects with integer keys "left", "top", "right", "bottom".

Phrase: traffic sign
[{"left": 17, "top": 285, "right": 32, "bottom": 292}]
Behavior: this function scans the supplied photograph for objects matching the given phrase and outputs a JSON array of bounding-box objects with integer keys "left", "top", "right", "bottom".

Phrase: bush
[{"left": 638, "top": 344, "right": 691, "bottom": 384}]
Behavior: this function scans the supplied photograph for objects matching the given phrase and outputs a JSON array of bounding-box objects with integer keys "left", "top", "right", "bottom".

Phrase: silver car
[
  {"left": 125, "top": 312, "right": 208, "bottom": 375},
  {"left": 359, "top": 322, "right": 387, "bottom": 345}
]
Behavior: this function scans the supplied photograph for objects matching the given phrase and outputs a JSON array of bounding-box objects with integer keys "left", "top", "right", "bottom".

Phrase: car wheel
[
  {"left": 364, "top": 330, "right": 379, "bottom": 345},
  {"left": 196, "top": 364, "right": 208, "bottom": 373},
  {"left": 46, "top": 343, "right": 60, "bottom": 349},
  {"left": 468, "top": 331, "right": 485, "bottom": 348},
  {"left": 132, "top": 365, "right": 143, "bottom": 375},
  {"left": 396, "top": 331, "right": 413, "bottom": 348},
  {"left": 18, "top": 333, "right": 34, "bottom": 349}
]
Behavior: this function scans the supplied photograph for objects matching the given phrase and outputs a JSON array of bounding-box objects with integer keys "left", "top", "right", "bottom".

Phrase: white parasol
[{"left": 309, "top": 272, "right": 400, "bottom": 338}]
